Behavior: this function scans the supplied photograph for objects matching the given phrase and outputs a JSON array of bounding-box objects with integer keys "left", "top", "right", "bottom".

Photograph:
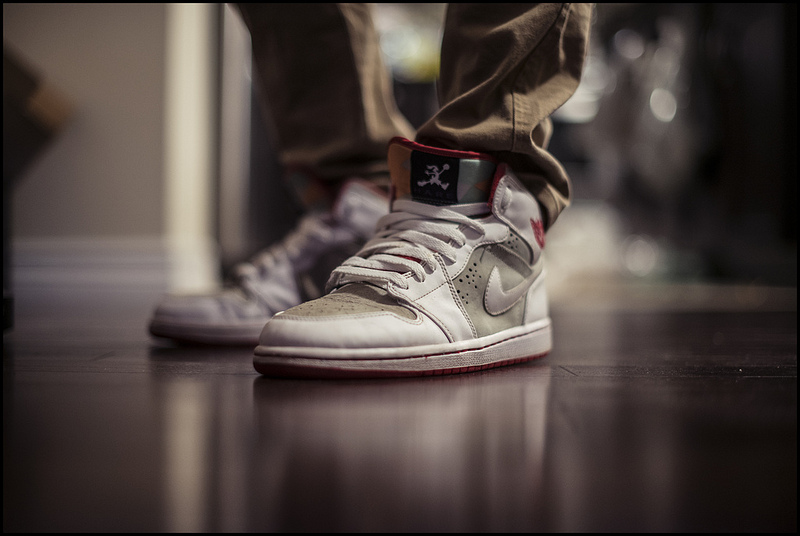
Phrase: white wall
[{"left": 4, "top": 3, "right": 221, "bottom": 293}]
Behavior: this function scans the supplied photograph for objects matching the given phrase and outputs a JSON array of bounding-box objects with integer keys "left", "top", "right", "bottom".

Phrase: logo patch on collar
[{"left": 410, "top": 150, "right": 459, "bottom": 205}]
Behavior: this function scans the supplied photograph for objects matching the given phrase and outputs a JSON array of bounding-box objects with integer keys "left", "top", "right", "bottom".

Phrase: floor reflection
[
  {"left": 149, "top": 344, "right": 254, "bottom": 532},
  {"left": 162, "top": 379, "right": 212, "bottom": 533},
  {"left": 249, "top": 364, "right": 552, "bottom": 532}
]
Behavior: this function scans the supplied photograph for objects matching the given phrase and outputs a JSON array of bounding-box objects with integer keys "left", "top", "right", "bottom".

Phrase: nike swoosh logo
[{"left": 483, "top": 262, "right": 543, "bottom": 316}]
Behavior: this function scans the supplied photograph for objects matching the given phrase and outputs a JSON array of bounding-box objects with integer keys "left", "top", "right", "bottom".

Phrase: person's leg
[
  {"left": 416, "top": 3, "right": 593, "bottom": 229},
  {"left": 235, "top": 3, "right": 414, "bottom": 190}
]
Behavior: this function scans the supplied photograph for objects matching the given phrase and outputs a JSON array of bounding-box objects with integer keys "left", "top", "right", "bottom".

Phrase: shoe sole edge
[
  {"left": 253, "top": 319, "right": 551, "bottom": 378},
  {"left": 149, "top": 320, "right": 264, "bottom": 346}
]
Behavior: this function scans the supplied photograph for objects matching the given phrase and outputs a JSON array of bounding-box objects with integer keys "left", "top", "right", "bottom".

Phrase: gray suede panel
[
  {"left": 282, "top": 283, "right": 416, "bottom": 320},
  {"left": 453, "top": 232, "right": 532, "bottom": 337},
  {"left": 499, "top": 229, "right": 534, "bottom": 264}
]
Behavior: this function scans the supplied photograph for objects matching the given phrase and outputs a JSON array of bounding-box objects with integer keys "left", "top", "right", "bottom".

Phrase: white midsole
[{"left": 253, "top": 318, "right": 551, "bottom": 371}]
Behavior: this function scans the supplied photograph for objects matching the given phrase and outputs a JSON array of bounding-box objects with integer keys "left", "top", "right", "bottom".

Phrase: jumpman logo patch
[
  {"left": 417, "top": 164, "right": 451, "bottom": 190},
  {"left": 411, "top": 151, "right": 459, "bottom": 205}
]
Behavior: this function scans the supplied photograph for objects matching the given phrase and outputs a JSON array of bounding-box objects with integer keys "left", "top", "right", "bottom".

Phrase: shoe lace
[
  {"left": 328, "top": 199, "right": 486, "bottom": 291},
  {"left": 234, "top": 212, "right": 337, "bottom": 283}
]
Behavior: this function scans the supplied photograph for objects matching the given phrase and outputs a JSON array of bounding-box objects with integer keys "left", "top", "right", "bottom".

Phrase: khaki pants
[{"left": 236, "top": 3, "right": 593, "bottom": 228}]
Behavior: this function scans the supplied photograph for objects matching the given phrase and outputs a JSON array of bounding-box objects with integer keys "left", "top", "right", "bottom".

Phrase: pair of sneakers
[{"left": 150, "top": 137, "right": 552, "bottom": 378}]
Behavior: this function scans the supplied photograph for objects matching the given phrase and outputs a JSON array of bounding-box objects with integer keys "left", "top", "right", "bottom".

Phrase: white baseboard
[{"left": 10, "top": 236, "right": 221, "bottom": 294}]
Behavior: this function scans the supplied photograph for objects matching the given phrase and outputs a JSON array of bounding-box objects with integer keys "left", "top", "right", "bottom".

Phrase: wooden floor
[{"left": 3, "top": 279, "right": 797, "bottom": 532}]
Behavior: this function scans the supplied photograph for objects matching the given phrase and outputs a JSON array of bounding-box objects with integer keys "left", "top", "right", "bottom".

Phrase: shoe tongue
[{"left": 388, "top": 137, "right": 496, "bottom": 207}]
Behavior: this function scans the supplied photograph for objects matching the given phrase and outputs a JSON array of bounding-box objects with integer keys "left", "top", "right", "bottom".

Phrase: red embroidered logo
[{"left": 531, "top": 219, "right": 545, "bottom": 249}]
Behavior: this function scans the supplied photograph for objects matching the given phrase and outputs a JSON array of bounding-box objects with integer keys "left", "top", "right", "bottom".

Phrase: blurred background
[{"left": 3, "top": 3, "right": 797, "bottom": 326}]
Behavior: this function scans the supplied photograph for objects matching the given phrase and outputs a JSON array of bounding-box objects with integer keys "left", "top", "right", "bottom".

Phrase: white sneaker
[
  {"left": 148, "top": 179, "right": 389, "bottom": 345},
  {"left": 254, "top": 138, "right": 552, "bottom": 377}
]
